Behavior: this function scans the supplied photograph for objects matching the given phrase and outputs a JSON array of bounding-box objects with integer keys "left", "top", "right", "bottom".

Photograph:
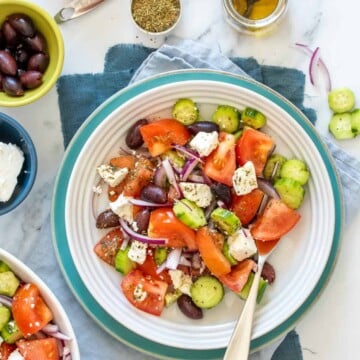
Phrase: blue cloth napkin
[{"left": 56, "top": 38, "right": 360, "bottom": 360}]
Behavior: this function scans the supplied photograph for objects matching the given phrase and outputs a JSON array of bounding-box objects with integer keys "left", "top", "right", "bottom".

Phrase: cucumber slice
[
  {"left": 114, "top": 246, "right": 137, "bottom": 275},
  {"left": 190, "top": 276, "right": 224, "bottom": 309},
  {"left": 274, "top": 178, "right": 305, "bottom": 210},
  {"left": 0, "top": 306, "right": 11, "bottom": 331},
  {"left": 210, "top": 207, "right": 241, "bottom": 235},
  {"left": 329, "top": 113, "right": 355, "bottom": 140},
  {"left": 173, "top": 199, "right": 207, "bottom": 229},
  {"left": 0, "top": 261, "right": 11, "bottom": 273},
  {"left": 212, "top": 105, "right": 240, "bottom": 133},
  {"left": 1, "top": 320, "right": 23, "bottom": 344},
  {"left": 172, "top": 98, "right": 199, "bottom": 125},
  {"left": 351, "top": 109, "right": 360, "bottom": 135},
  {"left": 328, "top": 88, "right": 355, "bottom": 113},
  {"left": 263, "top": 154, "right": 287, "bottom": 181},
  {"left": 222, "top": 241, "right": 238, "bottom": 266},
  {"left": 0, "top": 272, "right": 20, "bottom": 297},
  {"left": 154, "top": 247, "right": 168, "bottom": 265},
  {"left": 280, "top": 159, "right": 310, "bottom": 185},
  {"left": 239, "top": 272, "right": 268, "bottom": 304},
  {"left": 241, "top": 107, "right": 266, "bottom": 129}
]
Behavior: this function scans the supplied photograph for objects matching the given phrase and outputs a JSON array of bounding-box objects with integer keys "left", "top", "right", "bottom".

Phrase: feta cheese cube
[
  {"left": 232, "top": 161, "right": 258, "bottom": 195},
  {"left": 227, "top": 228, "right": 257, "bottom": 262},
  {"left": 128, "top": 240, "right": 148, "bottom": 264},
  {"left": 109, "top": 194, "right": 134, "bottom": 223},
  {"left": 189, "top": 131, "right": 219, "bottom": 157},
  {"left": 96, "top": 164, "right": 128, "bottom": 187},
  {"left": 169, "top": 269, "right": 193, "bottom": 296},
  {"left": 179, "top": 182, "right": 213, "bottom": 208}
]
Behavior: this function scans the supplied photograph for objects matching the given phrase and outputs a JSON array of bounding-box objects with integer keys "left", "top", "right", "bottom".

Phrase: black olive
[
  {"left": 7, "top": 13, "right": 36, "bottom": 38},
  {"left": 125, "top": 118, "right": 148, "bottom": 149}
]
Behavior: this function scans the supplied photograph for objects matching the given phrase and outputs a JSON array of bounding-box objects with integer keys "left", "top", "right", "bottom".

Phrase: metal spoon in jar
[
  {"left": 223, "top": 238, "right": 280, "bottom": 360},
  {"left": 243, "top": 0, "right": 260, "bottom": 18}
]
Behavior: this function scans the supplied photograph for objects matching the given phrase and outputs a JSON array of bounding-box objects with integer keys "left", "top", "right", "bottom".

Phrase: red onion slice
[
  {"left": 119, "top": 218, "right": 167, "bottom": 245},
  {"left": 181, "top": 158, "right": 200, "bottom": 181},
  {"left": 172, "top": 144, "right": 203, "bottom": 162},
  {"left": 165, "top": 248, "right": 182, "bottom": 270},
  {"left": 129, "top": 198, "right": 171, "bottom": 208},
  {"left": 257, "top": 177, "right": 280, "bottom": 199},
  {"left": 41, "top": 324, "right": 72, "bottom": 341},
  {"left": 162, "top": 158, "right": 182, "bottom": 197},
  {"left": 0, "top": 295, "right": 12, "bottom": 307}
]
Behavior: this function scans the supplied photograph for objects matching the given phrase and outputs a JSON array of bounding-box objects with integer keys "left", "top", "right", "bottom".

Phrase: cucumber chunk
[
  {"left": 351, "top": 109, "right": 360, "bottom": 135},
  {"left": 165, "top": 289, "right": 182, "bottom": 307},
  {"left": 154, "top": 247, "right": 168, "bottom": 265},
  {"left": 280, "top": 159, "right": 310, "bottom": 185},
  {"left": 210, "top": 207, "right": 241, "bottom": 235},
  {"left": 328, "top": 88, "right": 355, "bottom": 113},
  {"left": 0, "top": 306, "right": 11, "bottom": 331},
  {"left": 263, "top": 154, "right": 287, "bottom": 181},
  {"left": 0, "top": 271, "right": 20, "bottom": 297},
  {"left": 222, "top": 241, "right": 238, "bottom": 266},
  {"left": 212, "top": 105, "right": 240, "bottom": 133},
  {"left": 0, "top": 261, "right": 11, "bottom": 273},
  {"left": 114, "top": 246, "right": 137, "bottom": 275},
  {"left": 274, "top": 178, "right": 305, "bottom": 209},
  {"left": 241, "top": 107, "right": 266, "bottom": 129},
  {"left": 190, "top": 276, "right": 224, "bottom": 309},
  {"left": 173, "top": 199, "right": 207, "bottom": 229},
  {"left": 239, "top": 272, "right": 268, "bottom": 304},
  {"left": 329, "top": 113, "right": 355, "bottom": 140},
  {"left": 1, "top": 320, "right": 23, "bottom": 344},
  {"left": 172, "top": 98, "right": 199, "bottom": 125}
]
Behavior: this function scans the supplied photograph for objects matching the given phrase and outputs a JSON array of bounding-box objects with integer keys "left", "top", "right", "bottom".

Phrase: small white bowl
[
  {"left": 0, "top": 248, "right": 80, "bottom": 359},
  {"left": 130, "top": 0, "right": 181, "bottom": 36}
]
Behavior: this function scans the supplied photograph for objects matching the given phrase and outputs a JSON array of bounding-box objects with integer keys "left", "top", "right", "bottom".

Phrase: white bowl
[
  {"left": 0, "top": 248, "right": 80, "bottom": 359},
  {"left": 52, "top": 70, "right": 343, "bottom": 359}
]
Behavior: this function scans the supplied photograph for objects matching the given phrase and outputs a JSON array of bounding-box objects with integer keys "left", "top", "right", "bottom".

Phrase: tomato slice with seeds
[
  {"left": 121, "top": 269, "right": 168, "bottom": 316},
  {"left": 236, "top": 127, "right": 274, "bottom": 176},
  {"left": 204, "top": 132, "right": 236, "bottom": 187},
  {"left": 17, "top": 338, "right": 59, "bottom": 360},
  {"left": 12, "top": 283, "right": 53, "bottom": 337},
  {"left": 139, "top": 118, "right": 191, "bottom": 157},
  {"left": 250, "top": 199, "right": 301, "bottom": 241}
]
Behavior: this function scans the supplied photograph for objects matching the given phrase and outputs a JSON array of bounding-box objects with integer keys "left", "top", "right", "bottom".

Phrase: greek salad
[
  {"left": 93, "top": 98, "right": 310, "bottom": 319},
  {"left": 0, "top": 261, "right": 72, "bottom": 360}
]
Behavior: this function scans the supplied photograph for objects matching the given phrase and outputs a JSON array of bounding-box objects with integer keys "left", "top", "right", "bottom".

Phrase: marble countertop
[{"left": 1, "top": 0, "right": 360, "bottom": 359}]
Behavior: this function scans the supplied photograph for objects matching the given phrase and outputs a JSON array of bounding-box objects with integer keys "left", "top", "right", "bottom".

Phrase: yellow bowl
[{"left": 0, "top": 0, "right": 64, "bottom": 107}]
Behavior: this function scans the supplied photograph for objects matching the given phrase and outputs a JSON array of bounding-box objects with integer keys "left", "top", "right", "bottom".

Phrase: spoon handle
[{"left": 223, "top": 261, "right": 264, "bottom": 360}]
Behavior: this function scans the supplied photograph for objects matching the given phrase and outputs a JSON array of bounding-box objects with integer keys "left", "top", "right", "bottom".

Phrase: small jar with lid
[{"left": 223, "top": 0, "right": 288, "bottom": 36}]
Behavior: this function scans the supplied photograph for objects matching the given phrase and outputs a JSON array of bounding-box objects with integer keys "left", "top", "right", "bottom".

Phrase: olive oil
[{"left": 232, "top": 0, "right": 279, "bottom": 20}]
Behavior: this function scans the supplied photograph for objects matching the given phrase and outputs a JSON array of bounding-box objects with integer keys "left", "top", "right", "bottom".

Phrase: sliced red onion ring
[
  {"left": 42, "top": 324, "right": 72, "bottom": 341},
  {"left": 172, "top": 144, "right": 203, "bottom": 162},
  {"left": 162, "top": 158, "right": 182, "bottom": 197},
  {"left": 129, "top": 198, "right": 171, "bottom": 208},
  {"left": 0, "top": 295, "right": 12, "bottom": 307},
  {"left": 119, "top": 218, "right": 167, "bottom": 245},
  {"left": 257, "top": 177, "right": 280, "bottom": 199},
  {"left": 295, "top": 43, "right": 332, "bottom": 92},
  {"left": 187, "top": 174, "right": 205, "bottom": 183},
  {"left": 181, "top": 158, "right": 200, "bottom": 181},
  {"left": 165, "top": 248, "right": 182, "bottom": 270}
]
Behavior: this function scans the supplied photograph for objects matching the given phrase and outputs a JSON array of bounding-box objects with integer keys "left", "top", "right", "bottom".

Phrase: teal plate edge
[{"left": 51, "top": 69, "right": 343, "bottom": 360}]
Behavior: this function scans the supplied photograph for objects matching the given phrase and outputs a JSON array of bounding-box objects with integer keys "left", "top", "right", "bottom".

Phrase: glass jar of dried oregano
[{"left": 130, "top": 0, "right": 181, "bottom": 35}]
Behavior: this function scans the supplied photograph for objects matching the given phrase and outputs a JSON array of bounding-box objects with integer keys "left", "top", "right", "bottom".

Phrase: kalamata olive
[
  {"left": 261, "top": 262, "right": 276, "bottom": 284},
  {"left": 0, "top": 50, "right": 17, "bottom": 75},
  {"left": 7, "top": 13, "right": 36, "bottom": 38},
  {"left": 20, "top": 70, "right": 42, "bottom": 89},
  {"left": 2, "top": 76, "right": 24, "bottom": 96},
  {"left": 0, "top": 73, "right": 3, "bottom": 91},
  {"left": 1, "top": 21, "right": 19, "bottom": 47},
  {"left": 125, "top": 118, "right": 148, "bottom": 149},
  {"left": 134, "top": 208, "right": 150, "bottom": 233},
  {"left": 153, "top": 166, "right": 167, "bottom": 188},
  {"left": 0, "top": 30, "right": 4, "bottom": 48},
  {"left": 15, "top": 47, "right": 30, "bottom": 68},
  {"left": 23, "top": 31, "right": 47, "bottom": 52},
  {"left": 187, "top": 121, "right": 220, "bottom": 134},
  {"left": 210, "top": 183, "right": 232, "bottom": 207},
  {"left": 27, "top": 52, "right": 49, "bottom": 73},
  {"left": 177, "top": 294, "right": 203, "bottom": 319},
  {"left": 141, "top": 184, "right": 168, "bottom": 204},
  {"left": 96, "top": 209, "right": 120, "bottom": 229}
]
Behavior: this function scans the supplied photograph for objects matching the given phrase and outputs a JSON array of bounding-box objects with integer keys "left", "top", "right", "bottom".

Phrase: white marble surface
[{"left": 1, "top": 0, "right": 360, "bottom": 359}]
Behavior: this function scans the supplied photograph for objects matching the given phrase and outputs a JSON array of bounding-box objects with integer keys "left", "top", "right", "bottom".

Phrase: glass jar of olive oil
[{"left": 223, "top": 0, "right": 288, "bottom": 36}]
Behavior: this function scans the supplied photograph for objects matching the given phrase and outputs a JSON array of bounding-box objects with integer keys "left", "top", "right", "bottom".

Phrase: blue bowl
[{"left": 0, "top": 112, "right": 37, "bottom": 215}]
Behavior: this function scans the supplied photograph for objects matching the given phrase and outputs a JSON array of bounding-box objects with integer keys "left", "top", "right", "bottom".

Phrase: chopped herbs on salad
[
  {"left": 93, "top": 98, "right": 311, "bottom": 319},
  {"left": 0, "top": 260, "right": 72, "bottom": 360}
]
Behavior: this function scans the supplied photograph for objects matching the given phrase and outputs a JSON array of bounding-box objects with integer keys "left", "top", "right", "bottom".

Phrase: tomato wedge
[
  {"left": 219, "top": 259, "right": 257, "bottom": 294},
  {"left": 121, "top": 269, "right": 168, "bottom": 316},
  {"left": 137, "top": 254, "right": 172, "bottom": 284},
  {"left": 236, "top": 127, "right": 274, "bottom": 176},
  {"left": 12, "top": 284, "right": 53, "bottom": 337},
  {"left": 148, "top": 208, "right": 197, "bottom": 250},
  {"left": 93, "top": 228, "right": 124, "bottom": 266},
  {"left": 230, "top": 188, "right": 264, "bottom": 225},
  {"left": 195, "top": 226, "right": 231, "bottom": 277},
  {"left": 139, "top": 118, "right": 191, "bottom": 157},
  {"left": 204, "top": 132, "right": 236, "bottom": 187},
  {"left": 250, "top": 199, "right": 301, "bottom": 241},
  {"left": 17, "top": 338, "right": 59, "bottom": 360}
]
